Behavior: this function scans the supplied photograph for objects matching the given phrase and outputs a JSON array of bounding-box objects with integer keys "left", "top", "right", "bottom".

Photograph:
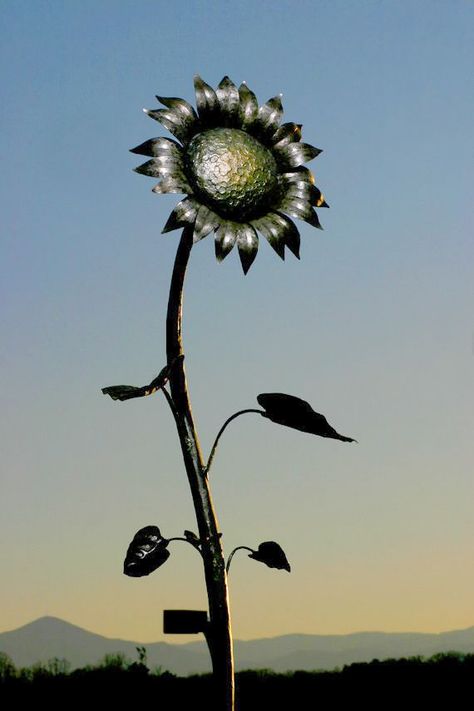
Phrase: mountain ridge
[{"left": 2, "top": 616, "right": 474, "bottom": 675}]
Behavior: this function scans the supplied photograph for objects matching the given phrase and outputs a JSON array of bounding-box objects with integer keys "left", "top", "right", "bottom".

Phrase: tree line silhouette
[{"left": 1, "top": 648, "right": 471, "bottom": 708}]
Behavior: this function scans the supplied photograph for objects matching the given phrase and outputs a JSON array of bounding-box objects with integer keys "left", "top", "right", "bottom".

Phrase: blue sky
[{"left": 1, "top": 0, "right": 473, "bottom": 642}]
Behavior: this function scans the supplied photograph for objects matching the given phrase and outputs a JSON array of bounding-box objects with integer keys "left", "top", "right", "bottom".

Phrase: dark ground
[{"left": 1, "top": 651, "right": 472, "bottom": 709}]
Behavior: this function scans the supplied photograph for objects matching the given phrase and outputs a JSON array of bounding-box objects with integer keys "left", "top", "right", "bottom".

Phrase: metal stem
[
  {"left": 205, "top": 409, "right": 263, "bottom": 477},
  {"left": 165, "top": 227, "right": 235, "bottom": 710},
  {"left": 226, "top": 546, "right": 255, "bottom": 574},
  {"left": 166, "top": 537, "right": 204, "bottom": 558}
]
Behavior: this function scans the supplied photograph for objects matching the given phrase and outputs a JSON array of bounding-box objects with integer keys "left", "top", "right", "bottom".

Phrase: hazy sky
[{"left": 1, "top": 0, "right": 473, "bottom": 645}]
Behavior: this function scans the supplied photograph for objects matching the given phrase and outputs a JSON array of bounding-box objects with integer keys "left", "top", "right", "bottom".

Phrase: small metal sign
[{"left": 163, "top": 609, "right": 208, "bottom": 634}]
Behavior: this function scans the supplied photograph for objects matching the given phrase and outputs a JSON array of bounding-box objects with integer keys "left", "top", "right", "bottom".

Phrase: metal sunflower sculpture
[
  {"left": 104, "top": 74, "right": 353, "bottom": 711},
  {"left": 131, "top": 75, "right": 328, "bottom": 273}
]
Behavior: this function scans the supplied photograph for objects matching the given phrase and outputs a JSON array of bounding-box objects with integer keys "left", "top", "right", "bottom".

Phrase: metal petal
[
  {"left": 214, "top": 221, "right": 238, "bottom": 262},
  {"left": 162, "top": 197, "right": 200, "bottom": 233},
  {"left": 274, "top": 142, "right": 322, "bottom": 168},
  {"left": 143, "top": 108, "right": 196, "bottom": 143},
  {"left": 310, "top": 186, "right": 329, "bottom": 208},
  {"left": 272, "top": 211, "right": 301, "bottom": 258},
  {"left": 216, "top": 76, "right": 240, "bottom": 126},
  {"left": 256, "top": 95, "right": 283, "bottom": 137},
  {"left": 194, "top": 75, "right": 219, "bottom": 124},
  {"left": 277, "top": 196, "right": 323, "bottom": 229},
  {"left": 236, "top": 224, "right": 258, "bottom": 274},
  {"left": 283, "top": 182, "right": 328, "bottom": 208},
  {"left": 238, "top": 82, "right": 258, "bottom": 129},
  {"left": 271, "top": 122, "right": 302, "bottom": 149},
  {"left": 156, "top": 95, "right": 198, "bottom": 123},
  {"left": 152, "top": 175, "right": 192, "bottom": 194},
  {"left": 193, "top": 204, "right": 220, "bottom": 242},
  {"left": 280, "top": 183, "right": 313, "bottom": 203},
  {"left": 281, "top": 168, "right": 315, "bottom": 187},
  {"left": 130, "top": 136, "right": 183, "bottom": 158},
  {"left": 134, "top": 155, "right": 186, "bottom": 181},
  {"left": 250, "top": 214, "right": 285, "bottom": 260},
  {"left": 254, "top": 211, "right": 301, "bottom": 259}
]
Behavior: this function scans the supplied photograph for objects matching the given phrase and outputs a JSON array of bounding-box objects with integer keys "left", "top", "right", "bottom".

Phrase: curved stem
[
  {"left": 166, "top": 536, "right": 204, "bottom": 558},
  {"left": 165, "top": 227, "right": 235, "bottom": 710},
  {"left": 226, "top": 546, "right": 255, "bottom": 574},
  {"left": 205, "top": 409, "right": 263, "bottom": 477},
  {"left": 161, "top": 385, "right": 178, "bottom": 418}
]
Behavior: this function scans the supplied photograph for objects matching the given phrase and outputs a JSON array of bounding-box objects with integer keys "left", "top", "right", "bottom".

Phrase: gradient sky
[{"left": 1, "top": 0, "right": 473, "bottom": 645}]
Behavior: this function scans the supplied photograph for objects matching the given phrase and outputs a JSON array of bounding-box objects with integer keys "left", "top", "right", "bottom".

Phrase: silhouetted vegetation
[{"left": 1, "top": 649, "right": 472, "bottom": 708}]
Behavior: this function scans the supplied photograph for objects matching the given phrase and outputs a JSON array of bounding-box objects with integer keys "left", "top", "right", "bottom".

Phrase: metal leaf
[
  {"left": 249, "top": 541, "right": 291, "bottom": 572},
  {"left": 184, "top": 530, "right": 201, "bottom": 546},
  {"left": 101, "top": 358, "right": 182, "bottom": 401},
  {"left": 123, "top": 526, "right": 171, "bottom": 577},
  {"left": 257, "top": 393, "right": 356, "bottom": 442}
]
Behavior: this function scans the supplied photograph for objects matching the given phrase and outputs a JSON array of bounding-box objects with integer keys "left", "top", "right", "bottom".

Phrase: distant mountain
[
  {"left": 0, "top": 617, "right": 208, "bottom": 675},
  {"left": 1, "top": 617, "right": 474, "bottom": 676}
]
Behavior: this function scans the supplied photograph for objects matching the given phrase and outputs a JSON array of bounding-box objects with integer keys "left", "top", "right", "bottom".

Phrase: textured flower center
[{"left": 185, "top": 128, "right": 279, "bottom": 220}]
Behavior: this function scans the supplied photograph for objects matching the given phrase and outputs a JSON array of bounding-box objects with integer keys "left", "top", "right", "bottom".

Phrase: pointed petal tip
[{"left": 239, "top": 251, "right": 256, "bottom": 275}]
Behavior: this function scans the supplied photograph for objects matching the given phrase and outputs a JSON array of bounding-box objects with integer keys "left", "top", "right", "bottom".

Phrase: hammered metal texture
[{"left": 185, "top": 128, "right": 279, "bottom": 220}]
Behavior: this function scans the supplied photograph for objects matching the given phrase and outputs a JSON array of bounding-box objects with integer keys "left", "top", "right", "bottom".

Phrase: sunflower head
[{"left": 131, "top": 76, "right": 328, "bottom": 274}]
